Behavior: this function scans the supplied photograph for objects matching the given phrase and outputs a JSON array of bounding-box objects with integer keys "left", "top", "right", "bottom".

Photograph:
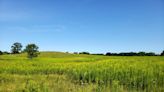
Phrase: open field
[{"left": 0, "top": 52, "right": 164, "bottom": 92}]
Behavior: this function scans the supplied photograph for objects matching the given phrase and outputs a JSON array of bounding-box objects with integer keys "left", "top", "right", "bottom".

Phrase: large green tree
[
  {"left": 24, "top": 44, "right": 39, "bottom": 59},
  {"left": 11, "top": 42, "right": 22, "bottom": 54}
]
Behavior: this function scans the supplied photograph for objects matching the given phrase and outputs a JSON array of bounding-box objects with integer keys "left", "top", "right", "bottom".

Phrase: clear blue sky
[{"left": 0, "top": 0, "right": 164, "bottom": 54}]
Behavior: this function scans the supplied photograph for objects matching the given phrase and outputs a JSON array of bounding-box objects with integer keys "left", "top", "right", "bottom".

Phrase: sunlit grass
[{"left": 0, "top": 52, "right": 164, "bottom": 92}]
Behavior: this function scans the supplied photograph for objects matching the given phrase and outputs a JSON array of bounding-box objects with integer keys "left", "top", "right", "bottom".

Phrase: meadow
[{"left": 0, "top": 52, "right": 164, "bottom": 92}]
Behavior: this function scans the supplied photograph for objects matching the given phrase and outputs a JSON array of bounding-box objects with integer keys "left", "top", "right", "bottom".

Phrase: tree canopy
[
  {"left": 24, "top": 44, "right": 39, "bottom": 59},
  {"left": 11, "top": 42, "right": 22, "bottom": 54}
]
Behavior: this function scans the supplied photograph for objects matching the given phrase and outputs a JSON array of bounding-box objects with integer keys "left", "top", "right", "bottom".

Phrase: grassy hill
[{"left": 0, "top": 52, "right": 164, "bottom": 92}]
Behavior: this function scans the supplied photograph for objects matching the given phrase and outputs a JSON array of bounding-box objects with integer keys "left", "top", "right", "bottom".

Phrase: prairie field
[{"left": 0, "top": 52, "right": 164, "bottom": 92}]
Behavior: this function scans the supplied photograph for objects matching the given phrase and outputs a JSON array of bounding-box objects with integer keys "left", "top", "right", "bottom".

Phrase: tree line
[
  {"left": 77, "top": 51, "right": 164, "bottom": 56},
  {"left": 0, "top": 42, "right": 164, "bottom": 57},
  {"left": 0, "top": 42, "right": 39, "bottom": 59},
  {"left": 105, "top": 52, "right": 164, "bottom": 56}
]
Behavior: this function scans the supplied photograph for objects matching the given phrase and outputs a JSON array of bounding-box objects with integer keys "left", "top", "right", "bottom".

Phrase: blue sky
[{"left": 0, "top": 0, "right": 164, "bottom": 54}]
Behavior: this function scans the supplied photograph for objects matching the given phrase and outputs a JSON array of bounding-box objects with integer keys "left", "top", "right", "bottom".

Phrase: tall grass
[{"left": 0, "top": 52, "right": 164, "bottom": 92}]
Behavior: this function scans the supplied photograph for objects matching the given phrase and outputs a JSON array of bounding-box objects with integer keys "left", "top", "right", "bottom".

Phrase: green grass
[{"left": 0, "top": 52, "right": 164, "bottom": 92}]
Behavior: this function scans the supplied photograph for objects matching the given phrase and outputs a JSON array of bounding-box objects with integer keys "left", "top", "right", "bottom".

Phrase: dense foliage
[
  {"left": 24, "top": 44, "right": 39, "bottom": 59},
  {"left": 11, "top": 42, "right": 22, "bottom": 54}
]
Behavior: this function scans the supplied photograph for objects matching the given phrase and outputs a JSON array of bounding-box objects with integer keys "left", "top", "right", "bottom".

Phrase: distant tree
[
  {"left": 24, "top": 44, "right": 39, "bottom": 59},
  {"left": 106, "top": 52, "right": 112, "bottom": 56},
  {"left": 137, "top": 52, "right": 146, "bottom": 56},
  {"left": 79, "top": 52, "right": 90, "bottom": 55},
  {"left": 119, "top": 52, "right": 138, "bottom": 56},
  {"left": 11, "top": 42, "right": 22, "bottom": 54},
  {"left": 128, "top": 52, "right": 137, "bottom": 56},
  {"left": 0, "top": 51, "right": 3, "bottom": 55},
  {"left": 91, "top": 53, "right": 104, "bottom": 55},
  {"left": 146, "top": 52, "right": 156, "bottom": 56},
  {"left": 161, "top": 51, "right": 164, "bottom": 56}
]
